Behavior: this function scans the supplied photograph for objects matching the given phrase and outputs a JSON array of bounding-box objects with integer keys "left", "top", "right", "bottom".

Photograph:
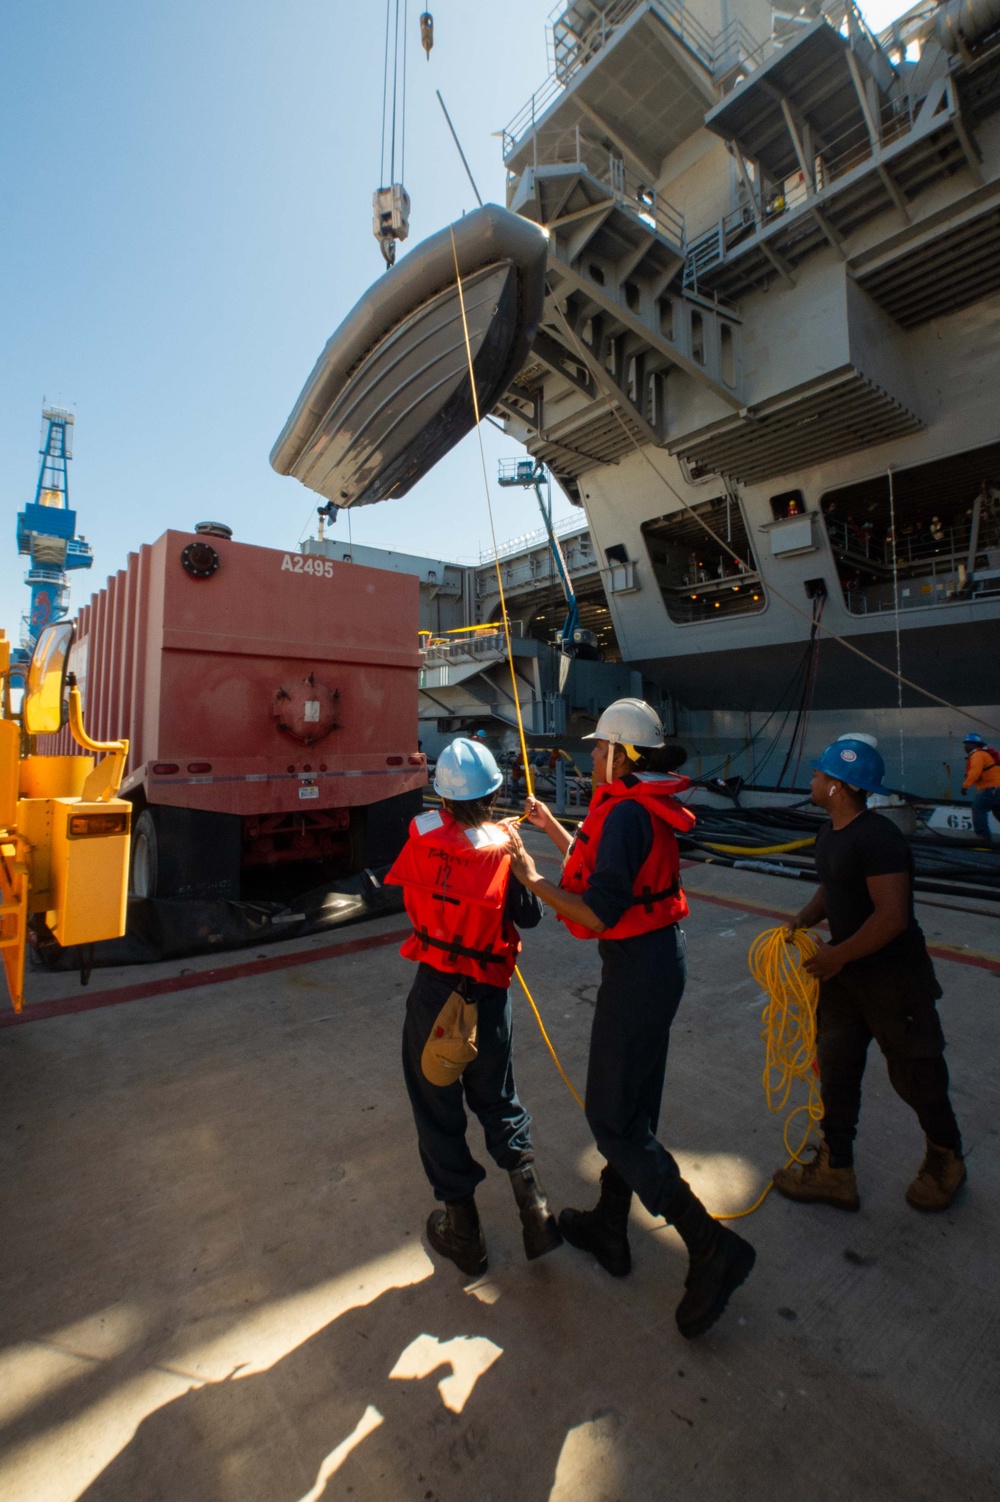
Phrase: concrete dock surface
[{"left": 1, "top": 839, "right": 998, "bottom": 1502}]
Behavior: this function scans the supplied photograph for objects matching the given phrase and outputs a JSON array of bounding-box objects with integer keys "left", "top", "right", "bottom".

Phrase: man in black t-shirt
[{"left": 773, "top": 739, "right": 965, "bottom": 1214}]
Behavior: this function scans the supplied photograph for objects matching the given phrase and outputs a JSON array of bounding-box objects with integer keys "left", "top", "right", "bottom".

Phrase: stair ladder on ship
[{"left": 499, "top": 155, "right": 743, "bottom": 498}]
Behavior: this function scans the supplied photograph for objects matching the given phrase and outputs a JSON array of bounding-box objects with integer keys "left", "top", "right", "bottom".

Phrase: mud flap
[{"left": 31, "top": 866, "right": 405, "bottom": 969}]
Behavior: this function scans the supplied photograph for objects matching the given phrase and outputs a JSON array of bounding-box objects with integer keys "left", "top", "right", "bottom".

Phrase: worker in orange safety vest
[
  {"left": 506, "top": 698, "right": 756, "bottom": 1339},
  {"left": 961, "top": 732, "right": 1000, "bottom": 845},
  {"left": 386, "top": 737, "right": 561, "bottom": 1278}
]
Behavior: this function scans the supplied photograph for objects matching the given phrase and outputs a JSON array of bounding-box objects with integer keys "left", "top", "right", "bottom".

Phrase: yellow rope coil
[{"left": 715, "top": 925, "right": 823, "bottom": 1219}]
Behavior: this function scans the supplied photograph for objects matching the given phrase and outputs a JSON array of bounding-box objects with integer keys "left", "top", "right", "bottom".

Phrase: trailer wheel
[{"left": 130, "top": 810, "right": 159, "bottom": 897}]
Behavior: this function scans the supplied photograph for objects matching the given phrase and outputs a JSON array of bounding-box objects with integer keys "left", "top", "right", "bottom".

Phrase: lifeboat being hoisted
[{"left": 269, "top": 204, "right": 547, "bottom": 509}]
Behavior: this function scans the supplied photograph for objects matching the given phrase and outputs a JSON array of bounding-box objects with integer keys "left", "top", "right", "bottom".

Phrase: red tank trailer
[{"left": 40, "top": 526, "right": 426, "bottom": 899}]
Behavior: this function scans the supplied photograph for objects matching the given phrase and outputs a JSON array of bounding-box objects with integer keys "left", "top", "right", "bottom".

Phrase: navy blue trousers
[
  {"left": 584, "top": 924, "right": 687, "bottom": 1218},
  {"left": 401, "top": 963, "right": 534, "bottom": 1202},
  {"left": 971, "top": 787, "right": 1000, "bottom": 843}
]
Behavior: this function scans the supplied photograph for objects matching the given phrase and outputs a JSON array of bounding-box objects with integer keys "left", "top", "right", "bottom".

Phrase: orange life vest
[
  {"left": 385, "top": 808, "right": 519, "bottom": 986},
  {"left": 560, "top": 772, "right": 696, "bottom": 941}
]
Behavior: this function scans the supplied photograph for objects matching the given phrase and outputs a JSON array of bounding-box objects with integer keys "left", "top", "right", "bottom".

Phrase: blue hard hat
[
  {"left": 434, "top": 737, "right": 503, "bottom": 800},
  {"left": 811, "top": 737, "right": 889, "bottom": 794},
  {"left": 963, "top": 732, "right": 985, "bottom": 745}
]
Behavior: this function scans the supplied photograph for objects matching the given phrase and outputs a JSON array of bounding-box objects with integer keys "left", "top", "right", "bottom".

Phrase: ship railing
[
  {"left": 420, "top": 629, "right": 521, "bottom": 666},
  {"left": 546, "top": 0, "right": 717, "bottom": 85},
  {"left": 825, "top": 513, "right": 1000, "bottom": 574},
  {"left": 845, "top": 569, "right": 1000, "bottom": 615},
  {"left": 503, "top": 0, "right": 766, "bottom": 163},
  {"left": 660, "top": 566, "right": 765, "bottom": 623},
  {"left": 481, "top": 515, "right": 590, "bottom": 564},
  {"left": 610, "top": 154, "right": 686, "bottom": 248},
  {"left": 501, "top": 132, "right": 687, "bottom": 248},
  {"left": 683, "top": 88, "right": 920, "bottom": 290}
]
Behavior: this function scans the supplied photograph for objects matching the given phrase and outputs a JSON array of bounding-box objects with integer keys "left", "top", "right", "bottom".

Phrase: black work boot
[
  {"left": 426, "top": 1195, "right": 488, "bottom": 1278},
  {"left": 558, "top": 1164, "right": 633, "bottom": 1277},
  {"left": 509, "top": 1164, "right": 563, "bottom": 1260},
  {"left": 669, "top": 1183, "right": 756, "bottom": 1339}
]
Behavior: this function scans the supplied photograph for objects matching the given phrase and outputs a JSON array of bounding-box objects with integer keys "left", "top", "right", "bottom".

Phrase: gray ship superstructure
[{"left": 495, "top": 0, "right": 1000, "bottom": 794}]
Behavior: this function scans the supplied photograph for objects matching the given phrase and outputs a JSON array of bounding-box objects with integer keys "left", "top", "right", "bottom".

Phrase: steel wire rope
[
  {"left": 546, "top": 302, "right": 1000, "bottom": 740},
  {"left": 379, "top": 0, "right": 392, "bottom": 184},
  {"left": 401, "top": 0, "right": 408, "bottom": 186},
  {"left": 389, "top": 0, "right": 401, "bottom": 186},
  {"left": 775, "top": 594, "right": 821, "bottom": 789},
  {"left": 688, "top": 631, "right": 813, "bottom": 789},
  {"left": 888, "top": 465, "right": 906, "bottom": 784}
]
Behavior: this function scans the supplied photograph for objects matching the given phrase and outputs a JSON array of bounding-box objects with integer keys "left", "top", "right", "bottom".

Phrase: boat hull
[{"left": 271, "top": 205, "right": 547, "bottom": 507}]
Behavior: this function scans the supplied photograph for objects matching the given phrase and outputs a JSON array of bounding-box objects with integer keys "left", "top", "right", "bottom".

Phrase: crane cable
[
  {"left": 380, "top": 0, "right": 408, "bottom": 189},
  {"left": 449, "top": 237, "right": 821, "bottom": 1220}
]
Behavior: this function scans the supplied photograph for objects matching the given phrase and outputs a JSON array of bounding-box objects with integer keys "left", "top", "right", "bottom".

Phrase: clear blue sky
[{"left": 1, "top": 0, "right": 905, "bottom": 642}]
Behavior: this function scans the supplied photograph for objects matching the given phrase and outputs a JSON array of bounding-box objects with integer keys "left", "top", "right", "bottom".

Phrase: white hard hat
[
  {"left": 836, "top": 731, "right": 878, "bottom": 749},
  {"left": 584, "top": 698, "right": 664, "bottom": 748}
]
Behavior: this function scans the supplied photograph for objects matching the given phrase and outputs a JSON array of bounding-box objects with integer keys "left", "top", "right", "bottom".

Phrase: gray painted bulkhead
[{"left": 498, "top": 0, "right": 1000, "bottom": 794}]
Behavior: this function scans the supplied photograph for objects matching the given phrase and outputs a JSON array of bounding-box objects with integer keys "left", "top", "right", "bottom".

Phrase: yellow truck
[{"left": 0, "top": 622, "right": 131, "bottom": 1011}]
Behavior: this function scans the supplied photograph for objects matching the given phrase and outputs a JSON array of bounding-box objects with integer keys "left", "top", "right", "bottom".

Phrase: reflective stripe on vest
[
  {"left": 559, "top": 772, "right": 694, "bottom": 941},
  {"left": 385, "top": 809, "right": 519, "bottom": 984}
]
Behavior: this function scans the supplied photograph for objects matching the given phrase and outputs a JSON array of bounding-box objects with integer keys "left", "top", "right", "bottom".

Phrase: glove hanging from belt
[{"left": 421, "top": 979, "right": 479, "bottom": 1087}]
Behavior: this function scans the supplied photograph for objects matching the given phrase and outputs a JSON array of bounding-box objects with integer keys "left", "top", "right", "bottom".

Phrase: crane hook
[{"left": 420, "top": 11, "right": 433, "bottom": 59}]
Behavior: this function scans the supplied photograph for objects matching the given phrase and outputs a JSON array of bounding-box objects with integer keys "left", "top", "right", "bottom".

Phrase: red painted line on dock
[
  {"left": 1, "top": 927, "right": 411, "bottom": 1028},
  {"left": 4, "top": 886, "right": 997, "bottom": 1031},
  {"left": 685, "top": 888, "right": 1000, "bottom": 975}
]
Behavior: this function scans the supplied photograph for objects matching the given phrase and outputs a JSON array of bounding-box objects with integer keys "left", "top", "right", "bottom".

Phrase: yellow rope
[
  {"left": 712, "top": 925, "right": 823, "bottom": 1220},
  {"left": 449, "top": 226, "right": 533, "bottom": 801},
  {"left": 517, "top": 927, "right": 823, "bottom": 1222},
  {"left": 514, "top": 965, "right": 585, "bottom": 1109},
  {"left": 700, "top": 836, "right": 815, "bottom": 856}
]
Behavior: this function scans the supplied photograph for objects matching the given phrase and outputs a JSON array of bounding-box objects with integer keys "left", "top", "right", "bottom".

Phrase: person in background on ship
[
  {"left": 505, "top": 699, "right": 756, "bottom": 1340},
  {"left": 773, "top": 738, "right": 965, "bottom": 1214},
  {"left": 386, "top": 737, "right": 561, "bottom": 1278},
  {"left": 961, "top": 732, "right": 1000, "bottom": 846}
]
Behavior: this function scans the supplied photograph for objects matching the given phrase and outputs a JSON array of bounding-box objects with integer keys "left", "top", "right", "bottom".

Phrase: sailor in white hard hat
[
  {"left": 385, "top": 737, "right": 561, "bottom": 1278},
  {"left": 506, "top": 699, "right": 756, "bottom": 1339}
]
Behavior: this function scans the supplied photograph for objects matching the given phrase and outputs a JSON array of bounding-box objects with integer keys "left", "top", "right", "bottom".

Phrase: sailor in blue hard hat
[
  {"left": 385, "top": 737, "right": 561, "bottom": 1277},
  {"left": 813, "top": 735, "right": 890, "bottom": 795},
  {"left": 772, "top": 736, "right": 965, "bottom": 1214}
]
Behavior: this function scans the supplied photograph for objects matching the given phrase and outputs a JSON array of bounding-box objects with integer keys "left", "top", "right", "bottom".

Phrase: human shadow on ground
[{"left": 76, "top": 1267, "right": 626, "bottom": 1502}]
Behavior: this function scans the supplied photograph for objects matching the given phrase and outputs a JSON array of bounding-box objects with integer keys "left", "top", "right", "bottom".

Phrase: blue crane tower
[{"left": 13, "top": 406, "right": 93, "bottom": 681}]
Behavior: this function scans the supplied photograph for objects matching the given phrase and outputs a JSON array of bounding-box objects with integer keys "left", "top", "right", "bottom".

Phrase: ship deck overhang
[
  {"left": 850, "top": 179, "right": 1000, "bottom": 327},
  {"left": 671, "top": 368, "right": 924, "bottom": 485},
  {"left": 703, "top": 20, "right": 882, "bottom": 183},
  {"left": 688, "top": 77, "right": 972, "bottom": 302},
  {"left": 504, "top": 3, "right": 716, "bottom": 182}
]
